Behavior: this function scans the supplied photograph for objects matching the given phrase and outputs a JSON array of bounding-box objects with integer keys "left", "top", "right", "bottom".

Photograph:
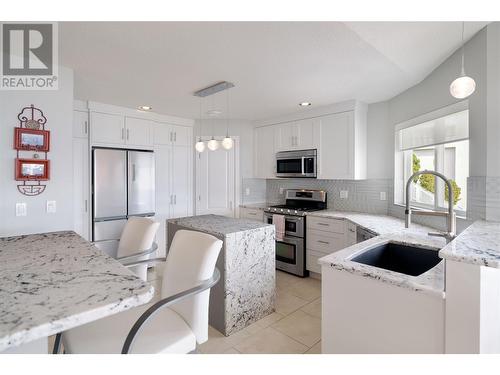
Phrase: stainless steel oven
[
  {"left": 276, "top": 149, "right": 317, "bottom": 178},
  {"left": 264, "top": 212, "right": 307, "bottom": 277}
]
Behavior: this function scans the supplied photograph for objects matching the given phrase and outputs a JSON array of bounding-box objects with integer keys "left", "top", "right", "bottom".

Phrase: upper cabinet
[
  {"left": 153, "top": 122, "right": 192, "bottom": 146},
  {"left": 254, "top": 103, "right": 367, "bottom": 180},
  {"left": 90, "top": 112, "right": 153, "bottom": 148},
  {"left": 254, "top": 125, "right": 277, "bottom": 179},
  {"left": 275, "top": 118, "right": 316, "bottom": 151},
  {"left": 314, "top": 111, "right": 366, "bottom": 180}
]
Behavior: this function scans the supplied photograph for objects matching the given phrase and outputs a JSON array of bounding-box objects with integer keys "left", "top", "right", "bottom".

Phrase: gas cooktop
[{"left": 264, "top": 189, "right": 327, "bottom": 216}]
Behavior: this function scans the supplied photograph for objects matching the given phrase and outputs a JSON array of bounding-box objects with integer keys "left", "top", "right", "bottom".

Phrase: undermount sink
[{"left": 351, "top": 243, "right": 442, "bottom": 276}]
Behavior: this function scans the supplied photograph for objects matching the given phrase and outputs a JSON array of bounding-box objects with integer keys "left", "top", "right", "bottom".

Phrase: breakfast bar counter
[
  {"left": 167, "top": 215, "right": 275, "bottom": 336},
  {"left": 0, "top": 231, "right": 153, "bottom": 353}
]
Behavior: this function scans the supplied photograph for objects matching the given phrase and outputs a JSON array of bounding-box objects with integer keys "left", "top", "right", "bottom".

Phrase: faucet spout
[{"left": 405, "top": 170, "right": 456, "bottom": 243}]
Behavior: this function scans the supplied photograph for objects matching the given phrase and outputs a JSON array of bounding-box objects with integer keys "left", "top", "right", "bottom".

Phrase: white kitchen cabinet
[
  {"left": 91, "top": 112, "right": 125, "bottom": 145},
  {"left": 170, "top": 145, "right": 192, "bottom": 218},
  {"left": 73, "top": 110, "right": 89, "bottom": 139},
  {"left": 254, "top": 125, "right": 277, "bottom": 179},
  {"left": 91, "top": 112, "right": 153, "bottom": 148},
  {"left": 240, "top": 207, "right": 264, "bottom": 221},
  {"left": 306, "top": 216, "right": 347, "bottom": 274},
  {"left": 124, "top": 117, "right": 153, "bottom": 148},
  {"left": 72, "top": 137, "right": 90, "bottom": 240},
  {"left": 276, "top": 119, "right": 316, "bottom": 151},
  {"left": 153, "top": 122, "right": 191, "bottom": 147},
  {"left": 314, "top": 111, "right": 367, "bottom": 180}
]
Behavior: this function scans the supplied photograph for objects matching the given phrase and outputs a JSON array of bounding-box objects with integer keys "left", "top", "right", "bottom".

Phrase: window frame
[{"left": 394, "top": 101, "right": 470, "bottom": 218}]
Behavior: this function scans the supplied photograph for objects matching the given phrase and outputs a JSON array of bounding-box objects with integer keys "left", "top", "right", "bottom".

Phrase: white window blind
[{"left": 398, "top": 110, "right": 469, "bottom": 151}]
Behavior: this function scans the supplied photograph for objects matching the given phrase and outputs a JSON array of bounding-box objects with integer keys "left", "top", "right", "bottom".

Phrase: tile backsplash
[
  {"left": 266, "top": 178, "right": 392, "bottom": 215},
  {"left": 241, "top": 178, "right": 267, "bottom": 204}
]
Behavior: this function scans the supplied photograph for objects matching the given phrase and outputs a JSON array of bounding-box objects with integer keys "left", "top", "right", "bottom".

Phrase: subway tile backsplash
[
  {"left": 241, "top": 178, "right": 267, "bottom": 204},
  {"left": 266, "top": 178, "right": 392, "bottom": 214}
]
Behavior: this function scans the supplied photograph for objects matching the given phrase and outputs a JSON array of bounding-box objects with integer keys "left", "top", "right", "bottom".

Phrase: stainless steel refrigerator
[{"left": 92, "top": 148, "right": 155, "bottom": 257}]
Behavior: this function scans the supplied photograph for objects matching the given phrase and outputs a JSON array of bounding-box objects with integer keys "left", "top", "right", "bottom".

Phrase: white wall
[{"left": 0, "top": 67, "right": 75, "bottom": 236}]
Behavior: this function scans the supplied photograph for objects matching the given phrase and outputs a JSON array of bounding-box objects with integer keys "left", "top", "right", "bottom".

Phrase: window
[{"left": 395, "top": 106, "right": 469, "bottom": 216}]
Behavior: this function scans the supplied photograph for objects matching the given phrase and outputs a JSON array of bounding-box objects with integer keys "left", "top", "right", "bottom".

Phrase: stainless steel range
[{"left": 264, "top": 189, "right": 327, "bottom": 277}]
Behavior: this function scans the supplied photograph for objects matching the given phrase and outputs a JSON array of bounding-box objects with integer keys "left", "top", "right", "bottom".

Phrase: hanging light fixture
[
  {"left": 207, "top": 94, "right": 219, "bottom": 151},
  {"left": 195, "top": 98, "right": 205, "bottom": 152},
  {"left": 450, "top": 22, "right": 476, "bottom": 99},
  {"left": 222, "top": 87, "right": 234, "bottom": 150}
]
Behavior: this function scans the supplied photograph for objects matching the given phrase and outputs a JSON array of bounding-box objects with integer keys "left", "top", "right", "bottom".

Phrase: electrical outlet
[
  {"left": 340, "top": 190, "right": 348, "bottom": 199},
  {"left": 245, "top": 188, "right": 250, "bottom": 196},
  {"left": 279, "top": 188, "right": 285, "bottom": 195},
  {"left": 380, "top": 192, "right": 387, "bottom": 201},
  {"left": 46, "top": 200, "right": 56, "bottom": 213},
  {"left": 16, "top": 203, "right": 27, "bottom": 217}
]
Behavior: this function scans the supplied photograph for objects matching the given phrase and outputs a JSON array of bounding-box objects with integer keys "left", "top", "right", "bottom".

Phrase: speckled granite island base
[{"left": 167, "top": 215, "right": 275, "bottom": 336}]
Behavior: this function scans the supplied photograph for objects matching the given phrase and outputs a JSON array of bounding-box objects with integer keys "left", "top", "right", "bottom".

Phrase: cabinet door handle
[
  {"left": 170, "top": 132, "right": 173, "bottom": 142},
  {"left": 248, "top": 212, "right": 257, "bottom": 216},
  {"left": 174, "top": 132, "right": 177, "bottom": 142},
  {"left": 349, "top": 228, "right": 355, "bottom": 233},
  {"left": 84, "top": 199, "right": 88, "bottom": 212},
  {"left": 174, "top": 195, "right": 177, "bottom": 204},
  {"left": 318, "top": 240, "right": 330, "bottom": 245},
  {"left": 170, "top": 195, "right": 173, "bottom": 205},
  {"left": 84, "top": 121, "right": 88, "bottom": 135},
  {"left": 317, "top": 222, "right": 330, "bottom": 226},
  {"left": 127, "top": 128, "right": 130, "bottom": 140}
]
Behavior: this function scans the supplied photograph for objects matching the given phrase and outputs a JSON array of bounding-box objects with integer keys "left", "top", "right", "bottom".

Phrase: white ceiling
[{"left": 60, "top": 22, "right": 488, "bottom": 121}]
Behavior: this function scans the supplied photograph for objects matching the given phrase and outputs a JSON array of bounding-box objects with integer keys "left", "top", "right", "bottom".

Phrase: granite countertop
[
  {"left": 168, "top": 214, "right": 274, "bottom": 237},
  {"left": 0, "top": 231, "right": 153, "bottom": 352},
  {"left": 439, "top": 220, "right": 500, "bottom": 268},
  {"left": 313, "top": 210, "right": 447, "bottom": 297}
]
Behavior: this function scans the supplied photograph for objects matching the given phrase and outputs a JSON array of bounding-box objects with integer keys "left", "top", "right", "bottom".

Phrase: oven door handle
[{"left": 301, "top": 157, "right": 306, "bottom": 175}]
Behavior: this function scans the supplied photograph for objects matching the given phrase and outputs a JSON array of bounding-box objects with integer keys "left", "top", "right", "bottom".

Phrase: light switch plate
[
  {"left": 16, "top": 203, "right": 27, "bottom": 217},
  {"left": 46, "top": 200, "right": 56, "bottom": 213},
  {"left": 380, "top": 192, "right": 387, "bottom": 201},
  {"left": 279, "top": 188, "right": 285, "bottom": 195},
  {"left": 245, "top": 188, "right": 250, "bottom": 196},
  {"left": 340, "top": 190, "right": 348, "bottom": 199}
]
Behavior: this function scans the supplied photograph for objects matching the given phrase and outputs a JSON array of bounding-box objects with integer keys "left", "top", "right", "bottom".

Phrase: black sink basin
[{"left": 351, "top": 243, "right": 442, "bottom": 276}]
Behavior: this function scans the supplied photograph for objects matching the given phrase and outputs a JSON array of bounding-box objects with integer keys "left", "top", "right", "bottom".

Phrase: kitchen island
[
  {"left": 167, "top": 215, "right": 275, "bottom": 336},
  {"left": 0, "top": 231, "right": 153, "bottom": 353}
]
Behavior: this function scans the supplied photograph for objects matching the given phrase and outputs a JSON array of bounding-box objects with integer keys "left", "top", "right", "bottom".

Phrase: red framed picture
[
  {"left": 15, "top": 159, "right": 50, "bottom": 181},
  {"left": 14, "top": 128, "right": 50, "bottom": 152}
]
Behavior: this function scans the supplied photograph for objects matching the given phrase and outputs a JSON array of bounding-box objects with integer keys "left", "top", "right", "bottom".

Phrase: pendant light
[
  {"left": 450, "top": 22, "right": 476, "bottom": 99},
  {"left": 195, "top": 98, "right": 205, "bottom": 152},
  {"left": 207, "top": 94, "right": 219, "bottom": 151},
  {"left": 222, "top": 87, "right": 234, "bottom": 150}
]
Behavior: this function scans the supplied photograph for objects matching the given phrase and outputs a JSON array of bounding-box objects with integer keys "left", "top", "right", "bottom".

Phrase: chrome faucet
[{"left": 405, "top": 170, "right": 456, "bottom": 243}]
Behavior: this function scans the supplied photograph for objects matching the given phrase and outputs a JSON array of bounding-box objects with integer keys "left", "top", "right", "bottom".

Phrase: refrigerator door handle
[{"left": 132, "top": 164, "right": 136, "bottom": 182}]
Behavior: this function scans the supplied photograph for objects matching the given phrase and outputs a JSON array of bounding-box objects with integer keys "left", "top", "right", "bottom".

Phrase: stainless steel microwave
[{"left": 276, "top": 149, "right": 317, "bottom": 178}]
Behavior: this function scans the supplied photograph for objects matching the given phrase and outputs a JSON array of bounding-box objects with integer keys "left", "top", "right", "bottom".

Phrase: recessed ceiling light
[
  {"left": 299, "top": 102, "right": 311, "bottom": 107},
  {"left": 138, "top": 105, "right": 152, "bottom": 111}
]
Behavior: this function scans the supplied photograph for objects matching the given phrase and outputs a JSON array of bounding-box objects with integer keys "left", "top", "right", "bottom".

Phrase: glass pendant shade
[
  {"left": 450, "top": 75, "right": 476, "bottom": 99},
  {"left": 195, "top": 140, "right": 205, "bottom": 152},
  {"left": 221, "top": 136, "right": 234, "bottom": 150},
  {"left": 207, "top": 138, "right": 219, "bottom": 151}
]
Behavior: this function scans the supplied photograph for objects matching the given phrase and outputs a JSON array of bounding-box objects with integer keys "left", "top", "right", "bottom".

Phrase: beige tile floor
[{"left": 148, "top": 268, "right": 322, "bottom": 354}]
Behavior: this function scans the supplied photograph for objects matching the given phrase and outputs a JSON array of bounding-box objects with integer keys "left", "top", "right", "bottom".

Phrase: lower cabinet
[
  {"left": 240, "top": 207, "right": 264, "bottom": 222},
  {"left": 306, "top": 216, "right": 348, "bottom": 274}
]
